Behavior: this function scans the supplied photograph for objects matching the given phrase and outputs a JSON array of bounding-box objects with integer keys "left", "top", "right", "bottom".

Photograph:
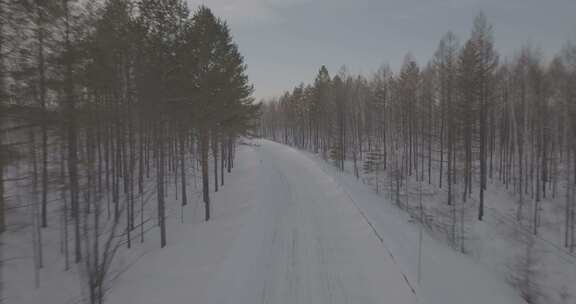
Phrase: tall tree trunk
[
  {"left": 63, "top": 0, "right": 81, "bottom": 263},
  {"left": 201, "top": 130, "right": 210, "bottom": 221},
  {"left": 0, "top": 0, "right": 5, "bottom": 235},
  {"left": 220, "top": 140, "right": 225, "bottom": 186},
  {"left": 213, "top": 129, "right": 218, "bottom": 193},
  {"left": 36, "top": 0, "right": 49, "bottom": 228},
  {"left": 156, "top": 119, "right": 167, "bottom": 248},
  {"left": 180, "top": 128, "right": 187, "bottom": 207}
]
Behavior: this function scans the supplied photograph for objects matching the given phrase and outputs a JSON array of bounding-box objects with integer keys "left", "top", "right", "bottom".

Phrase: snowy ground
[
  {"left": 4, "top": 139, "right": 531, "bottom": 303},
  {"left": 104, "top": 139, "right": 527, "bottom": 304},
  {"left": 340, "top": 146, "right": 576, "bottom": 303}
]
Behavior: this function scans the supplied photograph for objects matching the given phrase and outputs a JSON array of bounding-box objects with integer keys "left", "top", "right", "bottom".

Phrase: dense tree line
[
  {"left": 0, "top": 0, "right": 258, "bottom": 303},
  {"left": 261, "top": 13, "right": 576, "bottom": 302}
]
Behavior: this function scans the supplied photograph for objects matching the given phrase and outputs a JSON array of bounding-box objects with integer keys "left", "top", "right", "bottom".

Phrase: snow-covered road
[
  {"left": 109, "top": 140, "right": 418, "bottom": 304},
  {"left": 200, "top": 140, "right": 418, "bottom": 304}
]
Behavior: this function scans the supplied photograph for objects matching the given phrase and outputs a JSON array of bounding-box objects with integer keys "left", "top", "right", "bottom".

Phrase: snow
[
  {"left": 5, "top": 139, "right": 531, "bottom": 303},
  {"left": 346, "top": 143, "right": 576, "bottom": 303}
]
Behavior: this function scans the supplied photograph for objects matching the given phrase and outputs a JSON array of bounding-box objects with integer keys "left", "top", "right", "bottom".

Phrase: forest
[
  {"left": 0, "top": 0, "right": 258, "bottom": 303},
  {"left": 1, "top": 0, "right": 575, "bottom": 303},
  {"left": 260, "top": 13, "right": 576, "bottom": 304}
]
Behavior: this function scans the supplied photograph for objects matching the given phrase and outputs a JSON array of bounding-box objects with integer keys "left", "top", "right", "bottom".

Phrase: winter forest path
[{"left": 108, "top": 139, "right": 418, "bottom": 304}]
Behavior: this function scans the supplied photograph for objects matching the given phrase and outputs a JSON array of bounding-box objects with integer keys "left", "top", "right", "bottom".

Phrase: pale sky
[{"left": 187, "top": 0, "right": 576, "bottom": 101}]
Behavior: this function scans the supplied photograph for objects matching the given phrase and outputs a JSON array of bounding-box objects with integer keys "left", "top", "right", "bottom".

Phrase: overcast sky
[{"left": 187, "top": 0, "right": 576, "bottom": 101}]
